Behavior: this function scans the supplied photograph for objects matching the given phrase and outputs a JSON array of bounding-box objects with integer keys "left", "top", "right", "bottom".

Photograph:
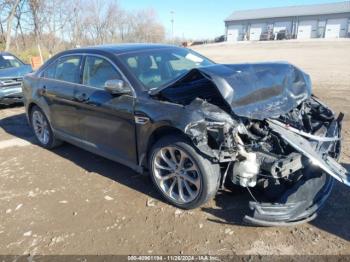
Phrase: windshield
[
  {"left": 0, "top": 54, "right": 23, "bottom": 69},
  {"left": 119, "top": 47, "right": 214, "bottom": 90}
]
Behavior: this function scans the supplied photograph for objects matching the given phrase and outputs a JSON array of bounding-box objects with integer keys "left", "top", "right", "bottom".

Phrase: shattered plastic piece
[
  {"left": 23, "top": 231, "right": 32, "bottom": 237},
  {"left": 146, "top": 198, "right": 157, "bottom": 207},
  {"left": 15, "top": 204, "right": 23, "bottom": 211},
  {"left": 104, "top": 196, "right": 114, "bottom": 201}
]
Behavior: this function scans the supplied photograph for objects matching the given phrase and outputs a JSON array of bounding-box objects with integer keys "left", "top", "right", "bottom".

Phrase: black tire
[
  {"left": 149, "top": 135, "right": 220, "bottom": 209},
  {"left": 30, "top": 105, "right": 62, "bottom": 149}
]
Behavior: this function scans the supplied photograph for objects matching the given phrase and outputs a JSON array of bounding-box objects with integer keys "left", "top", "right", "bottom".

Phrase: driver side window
[{"left": 83, "top": 56, "right": 122, "bottom": 89}]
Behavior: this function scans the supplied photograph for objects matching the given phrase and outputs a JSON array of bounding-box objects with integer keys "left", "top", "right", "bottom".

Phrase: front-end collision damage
[
  {"left": 181, "top": 99, "right": 239, "bottom": 161},
  {"left": 245, "top": 172, "right": 334, "bottom": 226},
  {"left": 150, "top": 62, "right": 348, "bottom": 226},
  {"left": 182, "top": 98, "right": 347, "bottom": 226},
  {"left": 242, "top": 111, "right": 345, "bottom": 226}
]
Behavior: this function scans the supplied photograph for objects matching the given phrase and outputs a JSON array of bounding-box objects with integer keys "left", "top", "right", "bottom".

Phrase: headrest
[{"left": 138, "top": 56, "right": 152, "bottom": 69}]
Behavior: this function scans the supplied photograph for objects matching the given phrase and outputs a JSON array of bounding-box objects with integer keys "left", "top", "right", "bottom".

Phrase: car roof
[
  {"left": 72, "top": 43, "right": 177, "bottom": 55},
  {"left": 0, "top": 52, "right": 24, "bottom": 62},
  {"left": 0, "top": 52, "right": 14, "bottom": 56}
]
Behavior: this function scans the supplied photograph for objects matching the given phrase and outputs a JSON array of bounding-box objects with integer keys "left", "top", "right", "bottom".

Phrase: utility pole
[{"left": 170, "top": 10, "right": 175, "bottom": 44}]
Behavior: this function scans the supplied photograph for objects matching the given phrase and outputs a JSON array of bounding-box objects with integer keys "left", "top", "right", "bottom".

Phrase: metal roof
[
  {"left": 80, "top": 43, "right": 176, "bottom": 54},
  {"left": 225, "top": 1, "right": 350, "bottom": 22}
]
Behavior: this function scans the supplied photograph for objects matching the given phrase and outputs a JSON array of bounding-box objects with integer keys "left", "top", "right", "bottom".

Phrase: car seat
[
  {"left": 56, "top": 62, "right": 78, "bottom": 83},
  {"left": 137, "top": 56, "right": 161, "bottom": 87}
]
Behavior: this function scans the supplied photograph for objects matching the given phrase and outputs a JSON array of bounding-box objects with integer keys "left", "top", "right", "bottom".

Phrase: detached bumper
[
  {"left": 244, "top": 172, "right": 334, "bottom": 226},
  {"left": 244, "top": 114, "right": 345, "bottom": 226},
  {"left": 0, "top": 85, "right": 23, "bottom": 105}
]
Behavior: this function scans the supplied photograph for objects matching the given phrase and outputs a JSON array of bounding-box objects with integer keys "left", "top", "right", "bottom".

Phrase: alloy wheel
[
  {"left": 32, "top": 110, "right": 50, "bottom": 145},
  {"left": 152, "top": 146, "right": 202, "bottom": 204}
]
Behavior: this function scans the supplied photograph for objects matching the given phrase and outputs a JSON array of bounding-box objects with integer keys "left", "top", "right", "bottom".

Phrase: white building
[{"left": 225, "top": 1, "right": 350, "bottom": 41}]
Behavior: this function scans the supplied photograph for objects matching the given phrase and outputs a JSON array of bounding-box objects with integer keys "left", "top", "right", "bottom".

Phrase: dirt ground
[{"left": 1, "top": 39, "right": 350, "bottom": 256}]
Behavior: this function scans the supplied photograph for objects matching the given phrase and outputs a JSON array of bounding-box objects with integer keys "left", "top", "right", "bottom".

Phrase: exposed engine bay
[{"left": 150, "top": 62, "right": 348, "bottom": 226}]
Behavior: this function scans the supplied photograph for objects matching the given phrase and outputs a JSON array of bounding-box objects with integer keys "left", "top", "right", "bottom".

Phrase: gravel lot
[{"left": 1, "top": 39, "right": 350, "bottom": 255}]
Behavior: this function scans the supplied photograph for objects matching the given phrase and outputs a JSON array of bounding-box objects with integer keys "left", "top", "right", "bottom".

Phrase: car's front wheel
[
  {"left": 30, "top": 106, "right": 61, "bottom": 149},
  {"left": 149, "top": 135, "right": 220, "bottom": 209}
]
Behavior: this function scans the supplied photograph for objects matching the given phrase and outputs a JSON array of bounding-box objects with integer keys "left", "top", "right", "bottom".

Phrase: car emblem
[{"left": 134, "top": 116, "right": 150, "bottom": 125}]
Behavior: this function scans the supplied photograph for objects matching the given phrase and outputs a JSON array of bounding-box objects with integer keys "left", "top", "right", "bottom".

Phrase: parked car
[
  {"left": 276, "top": 30, "right": 291, "bottom": 40},
  {"left": 190, "top": 41, "right": 206, "bottom": 46},
  {"left": 214, "top": 35, "right": 226, "bottom": 43},
  {"left": 22, "top": 44, "right": 348, "bottom": 226},
  {"left": 0, "top": 52, "right": 32, "bottom": 105}
]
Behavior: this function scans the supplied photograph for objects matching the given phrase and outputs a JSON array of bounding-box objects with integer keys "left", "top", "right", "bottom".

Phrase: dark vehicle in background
[
  {"left": 276, "top": 30, "right": 291, "bottom": 40},
  {"left": 214, "top": 35, "right": 226, "bottom": 43},
  {"left": 22, "top": 44, "right": 348, "bottom": 226},
  {"left": 190, "top": 41, "right": 206, "bottom": 46},
  {"left": 0, "top": 52, "right": 32, "bottom": 105}
]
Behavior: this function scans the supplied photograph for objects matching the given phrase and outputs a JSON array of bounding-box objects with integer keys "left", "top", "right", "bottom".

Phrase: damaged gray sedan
[{"left": 23, "top": 45, "right": 347, "bottom": 226}]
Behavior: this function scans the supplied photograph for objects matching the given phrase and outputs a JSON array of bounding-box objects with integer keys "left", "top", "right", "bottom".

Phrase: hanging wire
[
  {"left": 246, "top": 186, "right": 259, "bottom": 203},
  {"left": 221, "top": 161, "right": 233, "bottom": 189}
]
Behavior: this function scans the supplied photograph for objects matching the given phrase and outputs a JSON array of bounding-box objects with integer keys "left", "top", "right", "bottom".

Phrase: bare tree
[
  {"left": 71, "top": 0, "right": 165, "bottom": 45},
  {"left": 82, "top": 0, "right": 122, "bottom": 45},
  {"left": 129, "top": 9, "right": 165, "bottom": 43},
  {"left": 14, "top": 0, "right": 27, "bottom": 49},
  {"left": 40, "top": 0, "right": 72, "bottom": 56},
  {"left": 28, "top": 0, "right": 44, "bottom": 62},
  {"left": 0, "top": 0, "right": 166, "bottom": 61},
  {"left": 65, "top": 0, "right": 84, "bottom": 47},
  {"left": 0, "top": 1, "right": 7, "bottom": 44},
  {"left": 3, "top": 0, "right": 22, "bottom": 51}
]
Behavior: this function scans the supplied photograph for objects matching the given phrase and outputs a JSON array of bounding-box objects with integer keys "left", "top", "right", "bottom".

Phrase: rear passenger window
[
  {"left": 55, "top": 56, "right": 81, "bottom": 84},
  {"left": 42, "top": 56, "right": 81, "bottom": 83},
  {"left": 42, "top": 62, "right": 57, "bottom": 79},
  {"left": 83, "top": 56, "right": 121, "bottom": 89}
]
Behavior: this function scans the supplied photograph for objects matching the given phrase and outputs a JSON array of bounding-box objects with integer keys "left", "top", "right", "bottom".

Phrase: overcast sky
[{"left": 118, "top": 0, "right": 344, "bottom": 39}]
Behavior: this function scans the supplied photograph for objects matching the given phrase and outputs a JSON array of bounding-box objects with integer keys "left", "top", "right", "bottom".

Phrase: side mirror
[{"left": 104, "top": 79, "right": 131, "bottom": 95}]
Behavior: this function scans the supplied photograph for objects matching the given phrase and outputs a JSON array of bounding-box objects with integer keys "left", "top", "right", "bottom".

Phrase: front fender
[{"left": 135, "top": 97, "right": 236, "bottom": 168}]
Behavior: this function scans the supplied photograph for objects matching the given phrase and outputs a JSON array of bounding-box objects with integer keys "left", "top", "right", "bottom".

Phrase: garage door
[
  {"left": 325, "top": 19, "right": 348, "bottom": 38},
  {"left": 227, "top": 25, "right": 243, "bottom": 42},
  {"left": 273, "top": 21, "right": 292, "bottom": 34},
  {"left": 249, "top": 23, "right": 266, "bottom": 41},
  {"left": 297, "top": 20, "right": 318, "bottom": 39}
]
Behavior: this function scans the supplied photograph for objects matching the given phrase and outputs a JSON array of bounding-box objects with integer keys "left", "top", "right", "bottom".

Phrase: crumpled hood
[
  {"left": 0, "top": 64, "right": 32, "bottom": 79},
  {"left": 152, "top": 62, "right": 312, "bottom": 120}
]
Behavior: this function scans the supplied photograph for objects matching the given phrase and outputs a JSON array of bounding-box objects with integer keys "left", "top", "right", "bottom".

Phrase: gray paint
[
  {"left": 226, "top": 13, "right": 350, "bottom": 27},
  {"left": 225, "top": 13, "right": 350, "bottom": 41},
  {"left": 225, "top": 1, "right": 350, "bottom": 22}
]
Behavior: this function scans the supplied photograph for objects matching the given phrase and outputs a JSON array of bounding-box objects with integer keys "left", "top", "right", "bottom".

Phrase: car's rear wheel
[
  {"left": 30, "top": 106, "right": 61, "bottom": 149},
  {"left": 149, "top": 135, "right": 220, "bottom": 209}
]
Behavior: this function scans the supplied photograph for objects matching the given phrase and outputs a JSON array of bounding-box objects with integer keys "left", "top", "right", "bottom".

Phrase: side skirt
[{"left": 54, "top": 129, "right": 144, "bottom": 174}]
